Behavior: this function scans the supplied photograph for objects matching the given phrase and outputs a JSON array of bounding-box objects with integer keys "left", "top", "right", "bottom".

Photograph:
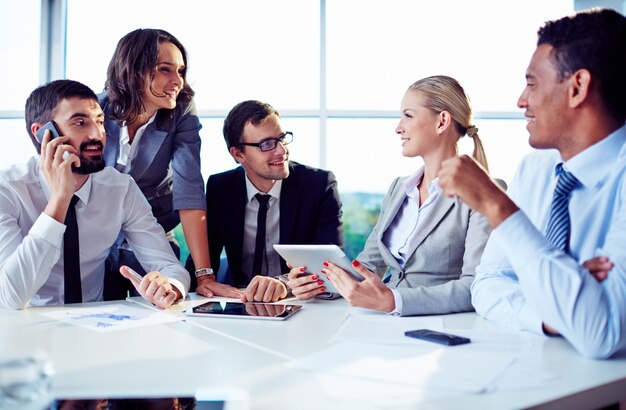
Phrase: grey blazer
[
  {"left": 357, "top": 176, "right": 491, "bottom": 316},
  {"left": 98, "top": 93, "right": 206, "bottom": 233}
]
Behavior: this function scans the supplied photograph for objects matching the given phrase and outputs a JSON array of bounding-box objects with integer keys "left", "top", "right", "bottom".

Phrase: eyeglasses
[{"left": 237, "top": 131, "right": 293, "bottom": 152}]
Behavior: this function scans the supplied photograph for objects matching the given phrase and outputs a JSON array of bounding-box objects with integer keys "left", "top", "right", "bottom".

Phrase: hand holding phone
[
  {"left": 404, "top": 329, "right": 470, "bottom": 346},
  {"left": 36, "top": 121, "right": 62, "bottom": 141},
  {"left": 123, "top": 266, "right": 144, "bottom": 282},
  {"left": 121, "top": 266, "right": 174, "bottom": 300}
]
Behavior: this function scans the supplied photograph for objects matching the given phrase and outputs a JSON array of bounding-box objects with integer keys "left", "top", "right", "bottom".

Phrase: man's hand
[
  {"left": 196, "top": 275, "right": 244, "bottom": 299},
  {"left": 242, "top": 276, "right": 287, "bottom": 302},
  {"left": 120, "top": 266, "right": 180, "bottom": 309},
  {"left": 542, "top": 322, "right": 561, "bottom": 336},
  {"left": 323, "top": 260, "right": 395, "bottom": 312},
  {"left": 583, "top": 256, "right": 613, "bottom": 282},
  {"left": 438, "top": 155, "right": 518, "bottom": 228},
  {"left": 287, "top": 266, "right": 326, "bottom": 300},
  {"left": 39, "top": 131, "right": 81, "bottom": 222}
]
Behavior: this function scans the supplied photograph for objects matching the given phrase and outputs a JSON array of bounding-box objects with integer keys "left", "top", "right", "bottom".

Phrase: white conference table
[{"left": 3, "top": 294, "right": 626, "bottom": 410}]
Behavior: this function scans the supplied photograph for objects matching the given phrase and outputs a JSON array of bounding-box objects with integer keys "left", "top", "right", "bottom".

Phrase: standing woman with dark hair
[{"left": 99, "top": 28, "right": 217, "bottom": 298}]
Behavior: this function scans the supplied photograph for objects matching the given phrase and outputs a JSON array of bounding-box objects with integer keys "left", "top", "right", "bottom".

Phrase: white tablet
[
  {"left": 185, "top": 301, "right": 302, "bottom": 321},
  {"left": 273, "top": 244, "right": 364, "bottom": 293}
]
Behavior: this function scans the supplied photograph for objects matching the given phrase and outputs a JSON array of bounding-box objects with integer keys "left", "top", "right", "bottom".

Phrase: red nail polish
[
  {"left": 352, "top": 260, "right": 360, "bottom": 267},
  {"left": 320, "top": 287, "right": 326, "bottom": 292},
  {"left": 311, "top": 275, "right": 318, "bottom": 280},
  {"left": 300, "top": 267, "right": 306, "bottom": 272},
  {"left": 323, "top": 261, "right": 329, "bottom": 267},
  {"left": 320, "top": 269, "right": 326, "bottom": 274},
  {"left": 317, "top": 280, "right": 324, "bottom": 285}
]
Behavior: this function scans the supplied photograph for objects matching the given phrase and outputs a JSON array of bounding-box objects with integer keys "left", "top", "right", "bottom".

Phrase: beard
[{"left": 72, "top": 141, "right": 105, "bottom": 175}]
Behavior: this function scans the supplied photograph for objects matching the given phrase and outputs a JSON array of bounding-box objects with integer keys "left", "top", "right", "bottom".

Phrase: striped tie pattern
[{"left": 545, "top": 164, "right": 579, "bottom": 253}]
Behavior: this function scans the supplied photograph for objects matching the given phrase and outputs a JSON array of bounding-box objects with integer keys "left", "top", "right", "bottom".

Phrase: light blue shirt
[{"left": 471, "top": 125, "right": 626, "bottom": 358}]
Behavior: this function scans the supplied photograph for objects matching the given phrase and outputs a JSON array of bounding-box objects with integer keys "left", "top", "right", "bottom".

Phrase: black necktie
[
  {"left": 252, "top": 194, "right": 271, "bottom": 276},
  {"left": 545, "top": 164, "right": 579, "bottom": 253},
  {"left": 64, "top": 195, "right": 82, "bottom": 303}
]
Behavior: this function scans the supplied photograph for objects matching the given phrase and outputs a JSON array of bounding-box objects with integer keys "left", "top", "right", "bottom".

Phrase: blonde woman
[{"left": 288, "top": 75, "right": 492, "bottom": 315}]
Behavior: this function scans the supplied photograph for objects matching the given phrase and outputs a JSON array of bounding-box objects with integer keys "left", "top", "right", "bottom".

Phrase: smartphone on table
[{"left": 404, "top": 329, "right": 471, "bottom": 346}]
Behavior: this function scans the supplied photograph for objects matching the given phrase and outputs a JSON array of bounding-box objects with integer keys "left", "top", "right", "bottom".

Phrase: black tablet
[{"left": 185, "top": 301, "right": 302, "bottom": 321}]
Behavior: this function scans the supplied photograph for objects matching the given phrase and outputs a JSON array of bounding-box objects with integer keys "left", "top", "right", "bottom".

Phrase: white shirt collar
[
  {"left": 245, "top": 175, "right": 283, "bottom": 203},
  {"left": 117, "top": 112, "right": 157, "bottom": 167}
]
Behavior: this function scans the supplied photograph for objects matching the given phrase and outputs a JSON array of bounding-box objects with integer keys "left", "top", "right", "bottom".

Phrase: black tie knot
[{"left": 256, "top": 193, "right": 270, "bottom": 207}]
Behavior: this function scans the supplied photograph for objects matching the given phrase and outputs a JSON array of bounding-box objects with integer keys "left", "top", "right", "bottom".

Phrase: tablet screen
[{"left": 188, "top": 301, "right": 302, "bottom": 320}]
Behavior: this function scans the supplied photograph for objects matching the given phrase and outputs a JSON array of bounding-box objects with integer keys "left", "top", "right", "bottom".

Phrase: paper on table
[
  {"left": 38, "top": 303, "right": 182, "bottom": 332},
  {"left": 423, "top": 328, "right": 539, "bottom": 354},
  {"left": 330, "top": 313, "right": 444, "bottom": 345},
  {"left": 311, "top": 372, "right": 457, "bottom": 406},
  {"left": 287, "top": 342, "right": 515, "bottom": 394}
]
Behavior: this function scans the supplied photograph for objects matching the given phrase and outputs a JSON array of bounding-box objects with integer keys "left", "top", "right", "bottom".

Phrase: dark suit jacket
[{"left": 204, "top": 161, "right": 344, "bottom": 287}]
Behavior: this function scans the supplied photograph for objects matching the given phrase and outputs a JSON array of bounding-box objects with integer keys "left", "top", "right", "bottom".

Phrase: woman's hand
[
  {"left": 322, "top": 260, "right": 395, "bottom": 312},
  {"left": 287, "top": 266, "right": 326, "bottom": 300}
]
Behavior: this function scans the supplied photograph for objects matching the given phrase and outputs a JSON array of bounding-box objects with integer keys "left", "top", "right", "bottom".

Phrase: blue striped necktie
[{"left": 545, "top": 164, "right": 579, "bottom": 253}]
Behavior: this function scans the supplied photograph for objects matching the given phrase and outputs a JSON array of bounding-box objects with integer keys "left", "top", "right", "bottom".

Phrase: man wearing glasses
[{"left": 188, "top": 100, "right": 344, "bottom": 302}]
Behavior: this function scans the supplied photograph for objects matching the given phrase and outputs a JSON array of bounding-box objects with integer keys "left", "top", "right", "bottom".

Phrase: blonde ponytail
[{"left": 470, "top": 131, "right": 489, "bottom": 173}]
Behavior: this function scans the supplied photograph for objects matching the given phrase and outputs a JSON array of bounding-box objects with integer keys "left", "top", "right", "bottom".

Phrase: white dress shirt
[
  {"left": 115, "top": 113, "right": 157, "bottom": 171},
  {"left": 241, "top": 177, "right": 283, "bottom": 279},
  {"left": 0, "top": 156, "right": 190, "bottom": 309}
]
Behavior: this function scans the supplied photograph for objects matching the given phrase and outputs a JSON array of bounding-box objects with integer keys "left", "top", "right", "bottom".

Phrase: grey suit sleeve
[
  {"left": 170, "top": 100, "right": 206, "bottom": 211},
  {"left": 396, "top": 207, "right": 492, "bottom": 316}
]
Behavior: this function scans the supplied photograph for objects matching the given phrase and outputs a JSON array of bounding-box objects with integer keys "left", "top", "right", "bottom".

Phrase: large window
[
  {"left": 1, "top": 0, "right": 586, "bottom": 258},
  {"left": 60, "top": 0, "right": 573, "bottom": 188},
  {"left": 0, "top": 0, "right": 42, "bottom": 164}
]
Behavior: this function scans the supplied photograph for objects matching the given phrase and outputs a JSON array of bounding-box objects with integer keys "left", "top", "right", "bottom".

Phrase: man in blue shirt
[{"left": 438, "top": 8, "right": 626, "bottom": 359}]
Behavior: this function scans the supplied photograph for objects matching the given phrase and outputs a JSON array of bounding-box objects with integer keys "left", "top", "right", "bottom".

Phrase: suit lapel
[
  {"left": 103, "top": 117, "right": 120, "bottom": 167},
  {"left": 230, "top": 168, "right": 248, "bottom": 271},
  {"left": 404, "top": 193, "right": 455, "bottom": 257},
  {"left": 375, "top": 182, "right": 407, "bottom": 272},
  {"left": 129, "top": 122, "right": 168, "bottom": 182}
]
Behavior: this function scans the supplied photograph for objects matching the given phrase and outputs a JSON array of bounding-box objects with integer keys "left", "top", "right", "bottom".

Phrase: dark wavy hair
[
  {"left": 223, "top": 100, "right": 280, "bottom": 150},
  {"left": 104, "top": 28, "right": 194, "bottom": 125},
  {"left": 25, "top": 79, "right": 98, "bottom": 154},
  {"left": 538, "top": 8, "right": 626, "bottom": 121}
]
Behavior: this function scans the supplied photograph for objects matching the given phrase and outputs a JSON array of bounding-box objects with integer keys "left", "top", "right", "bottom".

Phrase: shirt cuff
[
  {"left": 387, "top": 289, "right": 403, "bottom": 316},
  {"left": 31, "top": 212, "right": 65, "bottom": 248},
  {"left": 517, "top": 302, "right": 545, "bottom": 335},
  {"left": 168, "top": 278, "right": 187, "bottom": 300}
]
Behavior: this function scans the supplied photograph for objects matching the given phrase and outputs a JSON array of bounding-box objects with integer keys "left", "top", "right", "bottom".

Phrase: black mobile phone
[
  {"left": 404, "top": 329, "right": 471, "bottom": 346},
  {"left": 36, "top": 120, "right": 62, "bottom": 141}
]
